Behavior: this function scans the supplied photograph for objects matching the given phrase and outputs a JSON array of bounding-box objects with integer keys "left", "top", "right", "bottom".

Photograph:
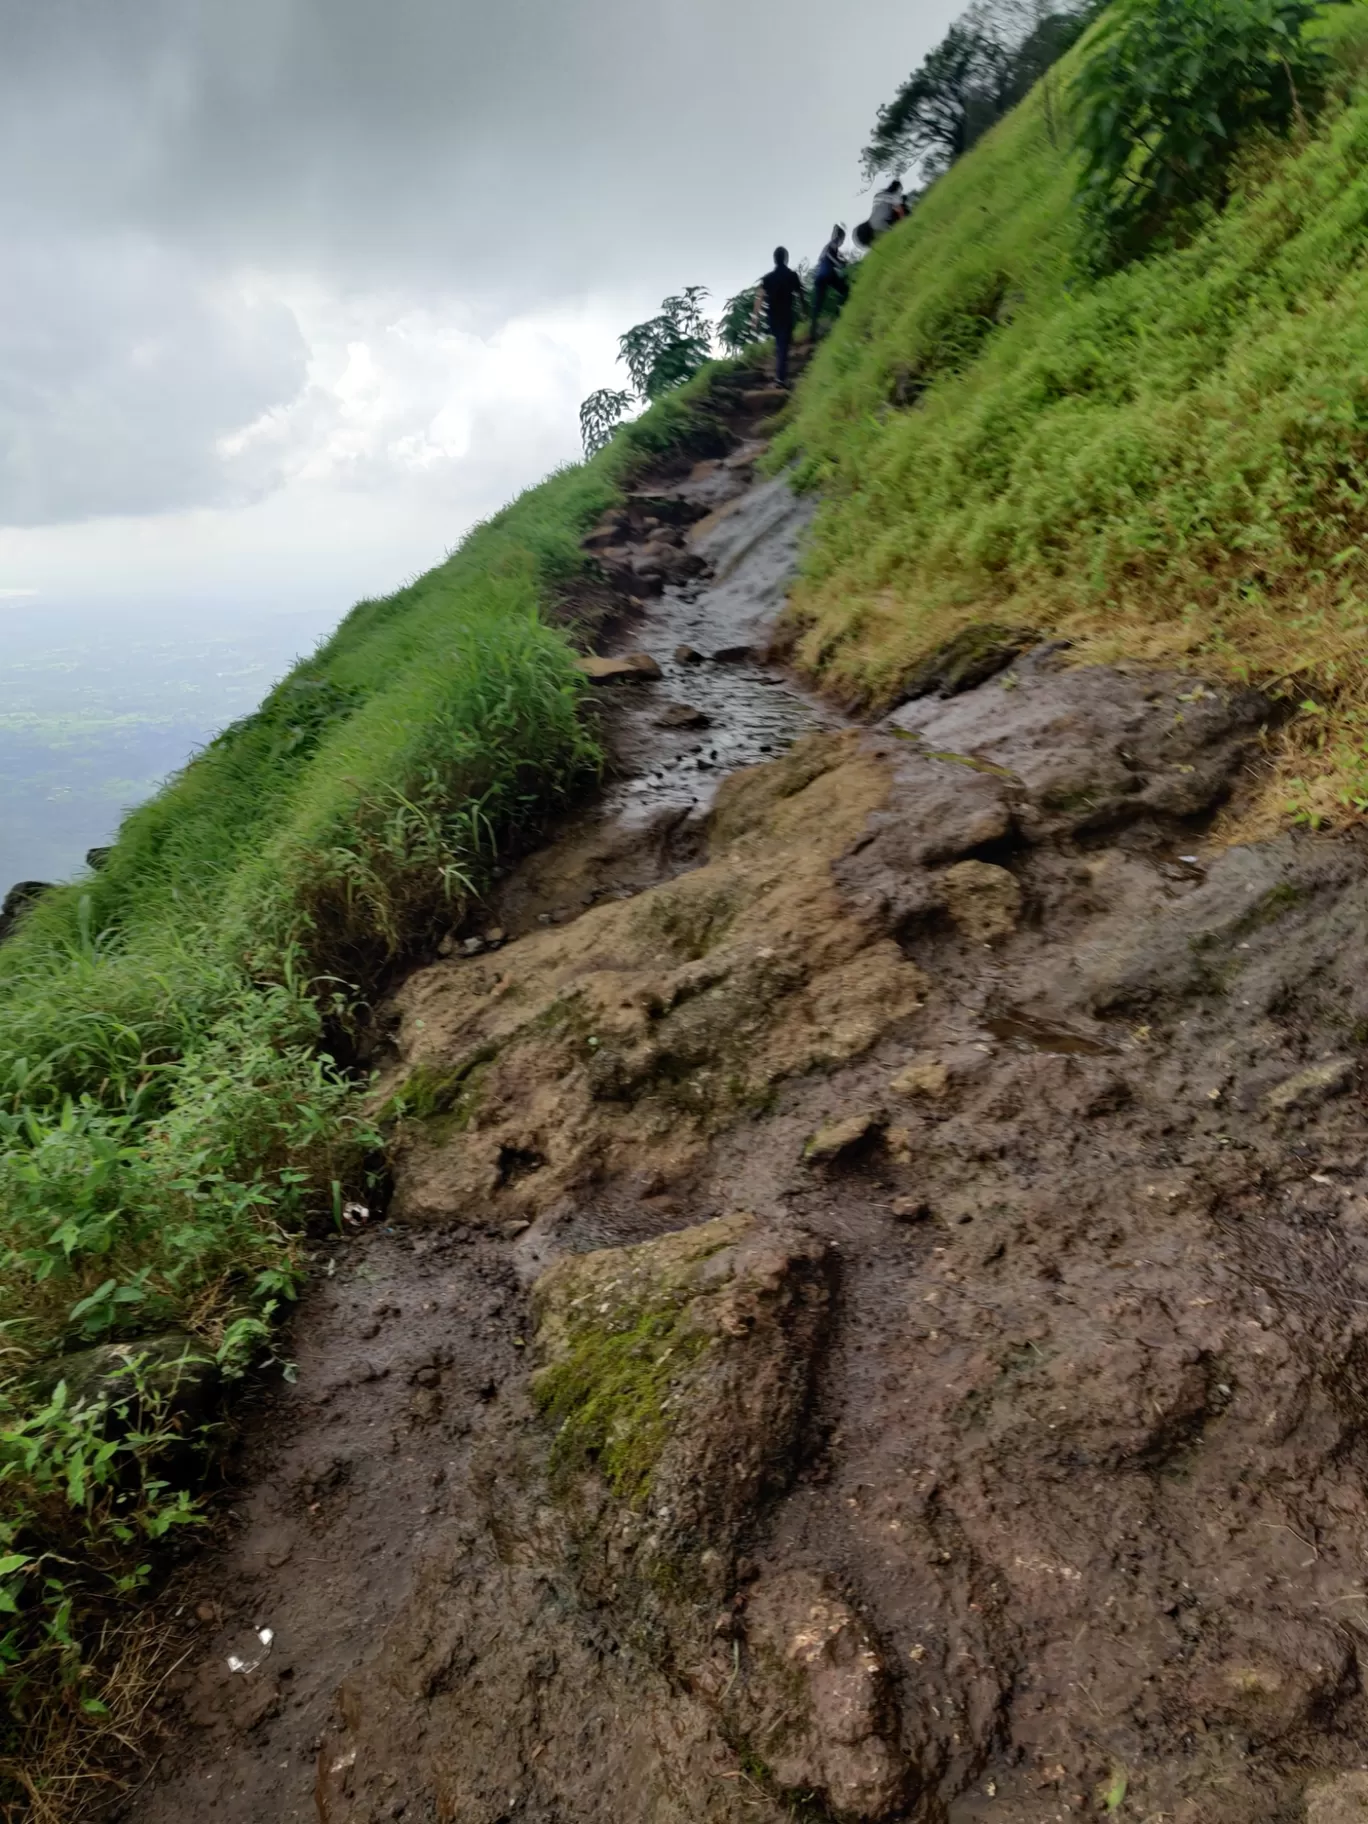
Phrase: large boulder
[
  {"left": 532, "top": 1213, "right": 832, "bottom": 1596},
  {"left": 27, "top": 1332, "right": 220, "bottom": 1435}
]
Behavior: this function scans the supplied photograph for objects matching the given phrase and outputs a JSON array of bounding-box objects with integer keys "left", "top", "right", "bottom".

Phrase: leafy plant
[
  {"left": 618, "top": 288, "right": 713, "bottom": 399},
  {"left": 1072, "top": 0, "right": 1330, "bottom": 268},
  {"left": 579, "top": 287, "right": 716, "bottom": 455},
  {"left": 579, "top": 387, "right": 636, "bottom": 457},
  {"left": 716, "top": 284, "right": 762, "bottom": 357}
]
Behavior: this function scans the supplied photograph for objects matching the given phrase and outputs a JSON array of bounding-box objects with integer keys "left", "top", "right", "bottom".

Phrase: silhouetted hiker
[
  {"left": 760, "top": 247, "right": 807, "bottom": 386},
  {"left": 810, "top": 225, "right": 849, "bottom": 340}
]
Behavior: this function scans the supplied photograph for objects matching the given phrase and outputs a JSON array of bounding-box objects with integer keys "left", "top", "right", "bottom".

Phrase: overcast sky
[{"left": 0, "top": 0, "right": 962, "bottom": 620}]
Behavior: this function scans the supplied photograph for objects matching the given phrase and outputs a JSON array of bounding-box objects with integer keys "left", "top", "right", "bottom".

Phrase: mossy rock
[
  {"left": 531, "top": 1214, "right": 832, "bottom": 1588},
  {"left": 897, "top": 624, "right": 1039, "bottom": 703}
]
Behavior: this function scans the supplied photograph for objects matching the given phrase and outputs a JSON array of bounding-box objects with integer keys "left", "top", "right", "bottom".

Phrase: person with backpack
[
  {"left": 810, "top": 224, "right": 849, "bottom": 341},
  {"left": 870, "top": 178, "right": 906, "bottom": 236},
  {"left": 854, "top": 178, "right": 908, "bottom": 247},
  {"left": 760, "top": 247, "right": 807, "bottom": 387}
]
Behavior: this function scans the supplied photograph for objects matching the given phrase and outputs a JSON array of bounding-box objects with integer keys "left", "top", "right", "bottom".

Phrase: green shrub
[{"left": 1073, "top": 0, "right": 1331, "bottom": 267}]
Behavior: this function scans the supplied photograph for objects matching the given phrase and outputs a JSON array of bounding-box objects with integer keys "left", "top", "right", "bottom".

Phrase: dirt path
[{"left": 120, "top": 375, "right": 1368, "bottom": 1824}]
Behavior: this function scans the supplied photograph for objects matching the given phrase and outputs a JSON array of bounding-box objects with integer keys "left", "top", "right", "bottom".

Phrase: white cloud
[{"left": 0, "top": 0, "right": 965, "bottom": 599}]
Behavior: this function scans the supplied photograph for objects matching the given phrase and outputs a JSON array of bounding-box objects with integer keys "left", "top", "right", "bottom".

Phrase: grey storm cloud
[{"left": 0, "top": 0, "right": 959, "bottom": 528}]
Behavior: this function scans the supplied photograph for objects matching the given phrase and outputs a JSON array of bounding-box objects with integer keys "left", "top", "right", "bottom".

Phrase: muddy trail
[{"left": 118, "top": 372, "right": 1368, "bottom": 1824}]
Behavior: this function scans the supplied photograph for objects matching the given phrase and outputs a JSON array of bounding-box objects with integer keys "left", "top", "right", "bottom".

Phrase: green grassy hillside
[
  {"left": 0, "top": 374, "right": 720, "bottom": 1802},
  {"left": 777, "top": 2, "right": 1368, "bottom": 826}
]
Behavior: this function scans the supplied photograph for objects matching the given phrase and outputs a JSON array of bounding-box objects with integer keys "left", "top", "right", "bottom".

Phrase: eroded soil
[{"left": 121, "top": 381, "right": 1368, "bottom": 1824}]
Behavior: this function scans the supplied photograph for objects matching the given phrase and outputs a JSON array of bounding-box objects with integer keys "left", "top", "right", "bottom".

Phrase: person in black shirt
[{"left": 760, "top": 248, "right": 807, "bottom": 386}]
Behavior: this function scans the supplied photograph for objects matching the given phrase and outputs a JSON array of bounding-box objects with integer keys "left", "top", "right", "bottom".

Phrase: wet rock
[
  {"left": 393, "top": 735, "right": 925, "bottom": 1225},
  {"left": 804, "top": 1112, "right": 885, "bottom": 1164},
  {"left": 888, "top": 651, "right": 1268, "bottom": 843},
  {"left": 938, "top": 859, "right": 1021, "bottom": 943},
  {"left": 27, "top": 1333, "right": 219, "bottom": 1431},
  {"left": 532, "top": 1213, "right": 832, "bottom": 1588},
  {"left": 1263, "top": 1057, "right": 1355, "bottom": 1115},
  {"left": 711, "top": 643, "right": 757, "bottom": 664},
  {"left": 576, "top": 652, "right": 663, "bottom": 684},
  {"left": 675, "top": 643, "right": 705, "bottom": 665},
  {"left": 1307, "top": 1772, "right": 1368, "bottom": 1822},
  {"left": 1077, "top": 843, "right": 1322, "bottom": 1014},
  {"left": 0, "top": 879, "right": 51, "bottom": 942},
  {"left": 834, "top": 753, "right": 1015, "bottom": 935},
  {"left": 890, "top": 1058, "right": 949, "bottom": 1099},
  {"left": 657, "top": 702, "right": 712, "bottom": 730},
  {"left": 734, "top": 1569, "right": 909, "bottom": 1820},
  {"left": 582, "top": 514, "right": 629, "bottom": 551},
  {"left": 897, "top": 624, "right": 1039, "bottom": 701}
]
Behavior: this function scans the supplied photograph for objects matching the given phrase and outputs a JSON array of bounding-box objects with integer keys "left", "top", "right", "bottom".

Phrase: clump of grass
[{"left": 774, "top": 2, "right": 1368, "bottom": 822}]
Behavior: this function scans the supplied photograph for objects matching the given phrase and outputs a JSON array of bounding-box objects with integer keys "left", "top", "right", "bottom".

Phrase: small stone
[
  {"left": 657, "top": 702, "right": 711, "bottom": 730},
  {"left": 675, "top": 643, "right": 704, "bottom": 664},
  {"left": 502, "top": 1220, "right": 531, "bottom": 1239},
  {"left": 437, "top": 934, "right": 455, "bottom": 957},
  {"left": 576, "top": 652, "right": 663, "bottom": 683},
  {"left": 939, "top": 859, "right": 1022, "bottom": 943},
  {"left": 1264, "top": 1057, "right": 1355, "bottom": 1115},
  {"left": 803, "top": 1112, "right": 885, "bottom": 1164},
  {"left": 483, "top": 928, "right": 506, "bottom": 947},
  {"left": 890, "top": 1059, "right": 949, "bottom": 1099},
  {"left": 890, "top": 1196, "right": 931, "bottom": 1222},
  {"left": 414, "top": 1366, "right": 440, "bottom": 1388},
  {"left": 711, "top": 643, "right": 756, "bottom": 664},
  {"left": 459, "top": 935, "right": 485, "bottom": 956}
]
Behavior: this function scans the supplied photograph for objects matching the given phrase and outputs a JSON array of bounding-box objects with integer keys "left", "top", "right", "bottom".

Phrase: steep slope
[{"left": 777, "top": 3, "right": 1368, "bottom": 825}]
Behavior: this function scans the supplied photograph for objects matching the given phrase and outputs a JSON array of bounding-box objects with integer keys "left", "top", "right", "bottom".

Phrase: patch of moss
[
  {"left": 533, "top": 1297, "right": 712, "bottom": 1506},
  {"left": 380, "top": 1043, "right": 497, "bottom": 1133}
]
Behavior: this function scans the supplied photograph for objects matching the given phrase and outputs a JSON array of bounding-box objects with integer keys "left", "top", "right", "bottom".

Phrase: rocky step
[{"left": 575, "top": 652, "right": 662, "bottom": 684}]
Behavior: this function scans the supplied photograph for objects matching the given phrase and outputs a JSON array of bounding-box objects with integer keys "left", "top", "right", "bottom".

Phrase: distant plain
[{"left": 0, "top": 598, "right": 342, "bottom": 888}]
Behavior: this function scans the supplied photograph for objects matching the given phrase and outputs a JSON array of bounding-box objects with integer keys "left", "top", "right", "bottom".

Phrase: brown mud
[{"left": 120, "top": 375, "right": 1368, "bottom": 1824}]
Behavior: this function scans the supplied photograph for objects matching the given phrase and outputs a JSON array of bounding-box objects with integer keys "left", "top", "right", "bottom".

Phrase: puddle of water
[{"left": 984, "top": 1012, "right": 1117, "bottom": 1056}]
